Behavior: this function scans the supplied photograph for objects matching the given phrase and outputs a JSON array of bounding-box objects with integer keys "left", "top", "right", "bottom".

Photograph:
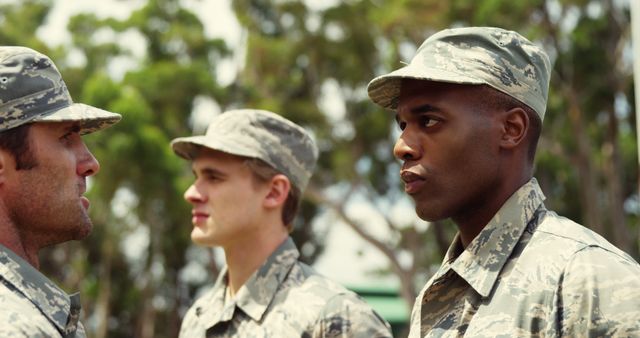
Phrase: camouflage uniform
[
  {"left": 178, "top": 238, "right": 392, "bottom": 338},
  {"left": 0, "top": 46, "right": 120, "bottom": 336},
  {"left": 366, "top": 27, "right": 640, "bottom": 337},
  {"left": 407, "top": 179, "right": 640, "bottom": 337},
  {"left": 0, "top": 245, "right": 85, "bottom": 338}
]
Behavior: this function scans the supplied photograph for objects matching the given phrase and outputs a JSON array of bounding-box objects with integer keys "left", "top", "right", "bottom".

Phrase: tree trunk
[
  {"left": 603, "top": 103, "right": 632, "bottom": 253},
  {"left": 94, "top": 240, "right": 113, "bottom": 338},
  {"left": 135, "top": 278, "right": 157, "bottom": 338},
  {"left": 564, "top": 88, "right": 604, "bottom": 234},
  {"left": 542, "top": 5, "right": 604, "bottom": 236},
  {"left": 305, "top": 185, "right": 417, "bottom": 313},
  {"left": 602, "top": 0, "right": 634, "bottom": 254}
]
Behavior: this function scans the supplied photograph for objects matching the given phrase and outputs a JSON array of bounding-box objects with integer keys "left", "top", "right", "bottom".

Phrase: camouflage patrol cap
[
  {"left": 0, "top": 46, "right": 121, "bottom": 134},
  {"left": 171, "top": 109, "right": 318, "bottom": 191},
  {"left": 367, "top": 27, "right": 551, "bottom": 120}
]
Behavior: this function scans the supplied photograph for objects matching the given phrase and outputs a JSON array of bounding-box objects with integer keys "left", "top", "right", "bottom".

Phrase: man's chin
[
  {"left": 191, "top": 232, "right": 217, "bottom": 247},
  {"left": 415, "top": 206, "right": 445, "bottom": 222},
  {"left": 72, "top": 222, "right": 93, "bottom": 240},
  {"left": 41, "top": 222, "right": 92, "bottom": 248}
]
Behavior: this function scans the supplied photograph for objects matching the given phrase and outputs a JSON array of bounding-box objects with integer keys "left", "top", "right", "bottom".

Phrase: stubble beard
[
  {"left": 9, "top": 169, "right": 93, "bottom": 250},
  {"left": 11, "top": 195, "right": 94, "bottom": 249}
]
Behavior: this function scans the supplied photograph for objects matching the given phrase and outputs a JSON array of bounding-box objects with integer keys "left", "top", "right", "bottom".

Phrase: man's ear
[
  {"left": 263, "top": 174, "right": 291, "bottom": 209},
  {"left": 0, "top": 150, "right": 8, "bottom": 185},
  {"left": 500, "top": 107, "right": 529, "bottom": 150}
]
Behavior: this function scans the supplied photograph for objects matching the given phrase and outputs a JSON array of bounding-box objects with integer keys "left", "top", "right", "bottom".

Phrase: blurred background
[{"left": 1, "top": 0, "right": 637, "bottom": 337}]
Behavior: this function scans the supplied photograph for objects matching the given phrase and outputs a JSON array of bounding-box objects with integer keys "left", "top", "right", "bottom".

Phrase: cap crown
[
  {"left": 172, "top": 109, "right": 318, "bottom": 191},
  {"left": 0, "top": 46, "right": 73, "bottom": 131},
  {"left": 368, "top": 27, "right": 551, "bottom": 120}
]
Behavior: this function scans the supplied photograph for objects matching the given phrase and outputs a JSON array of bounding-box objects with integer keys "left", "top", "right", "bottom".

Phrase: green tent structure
[{"left": 349, "top": 284, "right": 410, "bottom": 336}]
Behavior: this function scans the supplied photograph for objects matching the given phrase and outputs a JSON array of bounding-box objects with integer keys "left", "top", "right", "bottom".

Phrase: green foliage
[{"left": 0, "top": 0, "right": 51, "bottom": 49}]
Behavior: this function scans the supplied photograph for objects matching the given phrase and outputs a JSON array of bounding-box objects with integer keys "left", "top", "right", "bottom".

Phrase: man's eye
[
  {"left": 203, "top": 174, "right": 222, "bottom": 182},
  {"left": 60, "top": 132, "right": 73, "bottom": 141},
  {"left": 421, "top": 117, "right": 439, "bottom": 128},
  {"left": 397, "top": 121, "right": 407, "bottom": 131}
]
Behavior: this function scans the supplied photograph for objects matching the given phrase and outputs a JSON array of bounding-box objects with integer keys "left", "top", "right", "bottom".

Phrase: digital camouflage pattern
[
  {"left": 367, "top": 27, "right": 551, "bottom": 120},
  {"left": 0, "top": 244, "right": 86, "bottom": 338},
  {"left": 0, "top": 46, "right": 121, "bottom": 134},
  {"left": 179, "top": 237, "right": 392, "bottom": 338},
  {"left": 408, "top": 179, "right": 640, "bottom": 338},
  {"left": 171, "top": 109, "right": 318, "bottom": 191}
]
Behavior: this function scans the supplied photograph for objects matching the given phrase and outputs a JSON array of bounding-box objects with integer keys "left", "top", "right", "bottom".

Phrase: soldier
[
  {"left": 367, "top": 27, "right": 640, "bottom": 337},
  {"left": 0, "top": 46, "right": 121, "bottom": 337},
  {"left": 172, "top": 109, "right": 392, "bottom": 337}
]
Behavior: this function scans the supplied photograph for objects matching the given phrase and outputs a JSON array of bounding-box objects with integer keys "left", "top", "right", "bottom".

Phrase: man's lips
[
  {"left": 79, "top": 181, "right": 89, "bottom": 209},
  {"left": 80, "top": 196, "right": 90, "bottom": 210},
  {"left": 191, "top": 211, "right": 209, "bottom": 224},
  {"left": 400, "top": 170, "right": 426, "bottom": 194}
]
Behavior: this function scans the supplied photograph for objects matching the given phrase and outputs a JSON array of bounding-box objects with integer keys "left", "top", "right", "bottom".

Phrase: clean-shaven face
[
  {"left": 183, "top": 149, "right": 269, "bottom": 248},
  {"left": 394, "top": 80, "right": 503, "bottom": 224}
]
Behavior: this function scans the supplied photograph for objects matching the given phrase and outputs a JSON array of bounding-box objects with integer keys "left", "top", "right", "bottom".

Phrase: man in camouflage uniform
[
  {"left": 367, "top": 27, "right": 640, "bottom": 337},
  {"left": 171, "top": 109, "right": 392, "bottom": 337},
  {"left": 0, "top": 46, "right": 121, "bottom": 337}
]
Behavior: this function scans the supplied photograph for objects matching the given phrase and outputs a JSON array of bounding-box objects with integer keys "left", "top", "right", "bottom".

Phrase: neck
[
  {"left": 0, "top": 213, "right": 40, "bottom": 269},
  {"left": 454, "top": 171, "right": 532, "bottom": 248},
  {"left": 223, "top": 219, "right": 288, "bottom": 296}
]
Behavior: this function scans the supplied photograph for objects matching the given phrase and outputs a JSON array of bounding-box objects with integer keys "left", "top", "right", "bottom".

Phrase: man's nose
[
  {"left": 184, "top": 183, "right": 205, "bottom": 204},
  {"left": 393, "top": 132, "right": 420, "bottom": 161},
  {"left": 77, "top": 142, "right": 100, "bottom": 177}
]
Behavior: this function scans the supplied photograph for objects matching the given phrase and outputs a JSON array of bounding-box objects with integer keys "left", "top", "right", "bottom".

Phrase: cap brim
[
  {"left": 170, "top": 135, "right": 259, "bottom": 161},
  {"left": 170, "top": 136, "right": 207, "bottom": 160},
  {"left": 367, "top": 64, "right": 485, "bottom": 111},
  {"left": 33, "top": 103, "right": 121, "bottom": 135}
]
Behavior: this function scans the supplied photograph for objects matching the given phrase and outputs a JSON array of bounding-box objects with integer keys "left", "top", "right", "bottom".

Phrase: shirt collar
[
  {"left": 190, "top": 265, "right": 230, "bottom": 328},
  {"left": 443, "top": 178, "right": 545, "bottom": 298},
  {"left": 194, "top": 237, "right": 299, "bottom": 327},
  {"left": 234, "top": 237, "right": 299, "bottom": 321},
  {"left": 0, "top": 244, "right": 78, "bottom": 335}
]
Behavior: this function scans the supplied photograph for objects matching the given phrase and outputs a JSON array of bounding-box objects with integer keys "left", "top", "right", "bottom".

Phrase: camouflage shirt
[
  {"left": 0, "top": 245, "right": 85, "bottom": 338},
  {"left": 179, "top": 237, "right": 392, "bottom": 337},
  {"left": 409, "top": 178, "right": 640, "bottom": 338}
]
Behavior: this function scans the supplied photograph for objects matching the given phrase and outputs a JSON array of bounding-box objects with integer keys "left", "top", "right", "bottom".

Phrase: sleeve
[
  {"left": 311, "top": 293, "right": 393, "bottom": 338},
  {"left": 559, "top": 246, "right": 640, "bottom": 338},
  {"left": 0, "top": 289, "right": 62, "bottom": 338},
  {"left": 0, "top": 308, "right": 56, "bottom": 338}
]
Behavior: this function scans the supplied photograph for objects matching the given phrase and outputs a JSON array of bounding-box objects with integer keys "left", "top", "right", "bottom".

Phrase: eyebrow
[
  {"left": 192, "top": 166, "right": 227, "bottom": 178},
  {"left": 410, "top": 103, "right": 440, "bottom": 114},
  {"left": 395, "top": 104, "right": 441, "bottom": 123},
  {"left": 64, "top": 123, "right": 82, "bottom": 134}
]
